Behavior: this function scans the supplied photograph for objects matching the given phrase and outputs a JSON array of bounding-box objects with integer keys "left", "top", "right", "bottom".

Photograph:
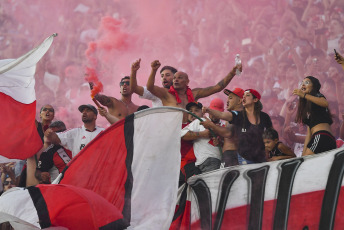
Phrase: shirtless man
[
  {"left": 201, "top": 88, "right": 244, "bottom": 167},
  {"left": 94, "top": 76, "right": 140, "bottom": 124},
  {"left": 146, "top": 60, "right": 242, "bottom": 121},
  {"left": 130, "top": 58, "right": 177, "bottom": 107}
]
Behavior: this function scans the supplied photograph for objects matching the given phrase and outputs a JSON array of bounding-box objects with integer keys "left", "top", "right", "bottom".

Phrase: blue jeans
[{"left": 237, "top": 154, "right": 254, "bottom": 165}]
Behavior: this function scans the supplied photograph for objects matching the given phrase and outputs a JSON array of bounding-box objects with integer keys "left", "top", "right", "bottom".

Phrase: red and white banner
[
  {"left": 0, "top": 34, "right": 56, "bottom": 159},
  {"left": 0, "top": 107, "right": 182, "bottom": 229},
  {"left": 171, "top": 147, "right": 344, "bottom": 229}
]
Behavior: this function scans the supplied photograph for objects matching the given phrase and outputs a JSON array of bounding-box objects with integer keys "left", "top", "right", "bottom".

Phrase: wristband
[{"left": 304, "top": 93, "right": 307, "bottom": 99}]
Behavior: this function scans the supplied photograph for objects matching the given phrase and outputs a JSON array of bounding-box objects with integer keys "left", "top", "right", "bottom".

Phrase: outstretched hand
[
  {"left": 202, "top": 106, "right": 209, "bottom": 114},
  {"left": 151, "top": 60, "right": 161, "bottom": 71},
  {"left": 44, "top": 128, "right": 60, "bottom": 144},
  {"left": 335, "top": 51, "right": 344, "bottom": 65},
  {"left": 292, "top": 89, "right": 304, "bottom": 98},
  {"left": 98, "top": 107, "right": 108, "bottom": 117},
  {"left": 131, "top": 58, "right": 141, "bottom": 72},
  {"left": 200, "top": 117, "right": 214, "bottom": 130},
  {"left": 235, "top": 63, "right": 243, "bottom": 72}
]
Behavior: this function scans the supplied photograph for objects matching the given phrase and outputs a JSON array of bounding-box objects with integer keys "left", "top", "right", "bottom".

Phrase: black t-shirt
[
  {"left": 230, "top": 110, "right": 272, "bottom": 163},
  {"left": 302, "top": 93, "right": 333, "bottom": 129},
  {"left": 230, "top": 110, "right": 272, "bottom": 135}
]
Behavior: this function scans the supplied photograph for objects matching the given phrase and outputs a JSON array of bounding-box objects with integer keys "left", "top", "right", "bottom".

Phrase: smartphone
[{"left": 334, "top": 49, "right": 339, "bottom": 58}]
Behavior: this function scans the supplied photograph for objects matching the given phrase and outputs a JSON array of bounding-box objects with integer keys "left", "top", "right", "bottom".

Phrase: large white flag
[{"left": 0, "top": 107, "right": 182, "bottom": 229}]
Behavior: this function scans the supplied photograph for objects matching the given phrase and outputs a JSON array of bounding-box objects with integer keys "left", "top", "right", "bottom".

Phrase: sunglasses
[
  {"left": 4, "top": 180, "right": 14, "bottom": 186},
  {"left": 42, "top": 108, "right": 54, "bottom": 113},
  {"left": 299, "top": 80, "right": 311, "bottom": 87},
  {"left": 120, "top": 81, "right": 130, "bottom": 86}
]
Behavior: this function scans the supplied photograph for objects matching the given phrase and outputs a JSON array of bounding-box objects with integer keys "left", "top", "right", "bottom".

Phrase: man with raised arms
[
  {"left": 146, "top": 59, "right": 242, "bottom": 121},
  {"left": 130, "top": 58, "right": 177, "bottom": 107},
  {"left": 94, "top": 76, "right": 140, "bottom": 124}
]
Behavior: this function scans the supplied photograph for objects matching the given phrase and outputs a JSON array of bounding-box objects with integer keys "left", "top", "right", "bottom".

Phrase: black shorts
[{"left": 307, "top": 130, "right": 336, "bottom": 154}]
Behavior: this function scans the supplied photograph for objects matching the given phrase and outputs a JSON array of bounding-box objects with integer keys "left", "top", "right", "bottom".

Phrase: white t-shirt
[
  {"left": 140, "top": 86, "right": 163, "bottom": 107},
  {"left": 181, "top": 119, "right": 221, "bottom": 166},
  {"left": 57, "top": 125, "right": 104, "bottom": 157}
]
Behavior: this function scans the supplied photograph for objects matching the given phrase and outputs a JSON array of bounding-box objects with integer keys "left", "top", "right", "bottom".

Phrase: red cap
[
  {"left": 244, "top": 89, "right": 261, "bottom": 100},
  {"left": 224, "top": 88, "right": 244, "bottom": 98},
  {"left": 209, "top": 98, "right": 224, "bottom": 112}
]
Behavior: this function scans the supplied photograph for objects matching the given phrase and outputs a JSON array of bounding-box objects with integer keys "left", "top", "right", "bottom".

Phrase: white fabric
[
  {"left": 181, "top": 119, "right": 221, "bottom": 166},
  {"left": 128, "top": 108, "right": 182, "bottom": 230},
  {"left": 185, "top": 147, "right": 344, "bottom": 225},
  {"left": 57, "top": 125, "right": 104, "bottom": 157},
  {"left": 43, "top": 72, "right": 60, "bottom": 96},
  {"left": 140, "top": 86, "right": 163, "bottom": 107},
  {"left": 0, "top": 34, "right": 55, "bottom": 104},
  {"left": 0, "top": 188, "right": 40, "bottom": 228}
]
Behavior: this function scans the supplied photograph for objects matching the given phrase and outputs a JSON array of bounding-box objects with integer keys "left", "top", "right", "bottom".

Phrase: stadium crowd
[{"left": 1, "top": 0, "right": 344, "bottom": 215}]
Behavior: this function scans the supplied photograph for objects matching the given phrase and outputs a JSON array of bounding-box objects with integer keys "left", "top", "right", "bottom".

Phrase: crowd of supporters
[{"left": 1, "top": 0, "right": 344, "bottom": 209}]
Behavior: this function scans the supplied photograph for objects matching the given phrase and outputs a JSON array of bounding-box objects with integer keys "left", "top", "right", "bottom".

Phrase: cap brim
[
  {"left": 78, "top": 105, "right": 87, "bottom": 113},
  {"left": 224, "top": 89, "right": 231, "bottom": 96}
]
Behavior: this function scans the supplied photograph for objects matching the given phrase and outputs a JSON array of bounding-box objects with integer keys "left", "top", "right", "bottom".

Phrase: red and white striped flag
[
  {"left": 0, "top": 107, "right": 183, "bottom": 229},
  {"left": 0, "top": 34, "right": 56, "bottom": 159}
]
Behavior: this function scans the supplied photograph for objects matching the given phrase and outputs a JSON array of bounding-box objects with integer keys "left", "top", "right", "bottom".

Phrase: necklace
[{"left": 120, "top": 99, "right": 129, "bottom": 109}]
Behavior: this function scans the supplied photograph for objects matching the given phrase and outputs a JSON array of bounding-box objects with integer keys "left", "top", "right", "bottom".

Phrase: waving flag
[
  {"left": 0, "top": 107, "right": 183, "bottom": 229},
  {"left": 0, "top": 34, "right": 56, "bottom": 159}
]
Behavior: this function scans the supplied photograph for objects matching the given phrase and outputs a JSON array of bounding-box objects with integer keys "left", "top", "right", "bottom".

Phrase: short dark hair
[
  {"left": 119, "top": 76, "right": 130, "bottom": 86},
  {"left": 49, "top": 120, "right": 67, "bottom": 132},
  {"left": 160, "top": 66, "right": 177, "bottom": 74},
  {"left": 263, "top": 128, "right": 279, "bottom": 140}
]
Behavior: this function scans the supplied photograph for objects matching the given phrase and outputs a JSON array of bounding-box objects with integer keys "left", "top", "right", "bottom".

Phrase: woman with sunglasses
[
  {"left": 203, "top": 89, "right": 272, "bottom": 164},
  {"left": 293, "top": 76, "right": 336, "bottom": 155},
  {"left": 36, "top": 104, "right": 55, "bottom": 142},
  {"left": 0, "top": 176, "right": 16, "bottom": 195}
]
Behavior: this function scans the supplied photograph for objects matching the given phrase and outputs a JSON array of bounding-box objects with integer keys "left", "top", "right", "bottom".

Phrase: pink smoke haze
[{"left": 1, "top": 0, "right": 343, "bottom": 133}]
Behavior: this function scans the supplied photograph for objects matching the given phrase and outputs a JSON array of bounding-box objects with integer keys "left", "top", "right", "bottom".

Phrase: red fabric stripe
[
  {"left": 0, "top": 92, "right": 42, "bottom": 159},
  {"left": 59, "top": 118, "right": 130, "bottom": 227},
  {"left": 188, "top": 187, "right": 344, "bottom": 229},
  {"left": 37, "top": 184, "right": 126, "bottom": 230}
]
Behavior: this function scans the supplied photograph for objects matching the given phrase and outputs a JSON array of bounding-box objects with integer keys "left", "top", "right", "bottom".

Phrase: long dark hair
[
  {"left": 295, "top": 76, "right": 331, "bottom": 124},
  {"left": 242, "top": 94, "right": 263, "bottom": 126}
]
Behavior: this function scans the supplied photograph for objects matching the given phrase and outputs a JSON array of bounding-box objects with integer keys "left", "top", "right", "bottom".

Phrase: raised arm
[
  {"left": 335, "top": 50, "right": 344, "bottom": 71},
  {"left": 130, "top": 58, "right": 144, "bottom": 96},
  {"left": 201, "top": 119, "right": 233, "bottom": 138},
  {"left": 94, "top": 94, "right": 115, "bottom": 108},
  {"left": 146, "top": 60, "right": 170, "bottom": 100},
  {"left": 202, "top": 106, "right": 233, "bottom": 122},
  {"left": 98, "top": 107, "right": 119, "bottom": 124},
  {"left": 292, "top": 89, "right": 329, "bottom": 108},
  {"left": 181, "top": 129, "right": 211, "bottom": 141},
  {"left": 193, "top": 65, "right": 241, "bottom": 100}
]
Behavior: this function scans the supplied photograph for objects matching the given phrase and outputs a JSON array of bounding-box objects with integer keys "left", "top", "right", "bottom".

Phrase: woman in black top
[
  {"left": 203, "top": 89, "right": 272, "bottom": 164},
  {"left": 293, "top": 76, "right": 336, "bottom": 155}
]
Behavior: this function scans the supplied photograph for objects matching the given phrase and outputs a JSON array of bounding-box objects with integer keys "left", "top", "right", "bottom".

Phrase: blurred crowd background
[{"left": 1, "top": 0, "right": 344, "bottom": 178}]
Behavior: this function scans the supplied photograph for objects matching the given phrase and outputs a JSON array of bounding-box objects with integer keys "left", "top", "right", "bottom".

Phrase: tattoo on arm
[
  {"left": 217, "top": 79, "right": 225, "bottom": 88},
  {"left": 94, "top": 94, "right": 113, "bottom": 107}
]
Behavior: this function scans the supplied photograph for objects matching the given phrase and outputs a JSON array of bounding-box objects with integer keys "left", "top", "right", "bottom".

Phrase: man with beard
[
  {"left": 130, "top": 58, "right": 177, "bottom": 107},
  {"left": 45, "top": 104, "right": 104, "bottom": 157},
  {"left": 146, "top": 60, "right": 241, "bottom": 122},
  {"left": 95, "top": 76, "right": 140, "bottom": 124}
]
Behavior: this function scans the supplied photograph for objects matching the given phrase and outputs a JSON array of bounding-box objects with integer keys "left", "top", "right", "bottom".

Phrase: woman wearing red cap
[
  {"left": 203, "top": 88, "right": 272, "bottom": 164},
  {"left": 293, "top": 76, "right": 336, "bottom": 155}
]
